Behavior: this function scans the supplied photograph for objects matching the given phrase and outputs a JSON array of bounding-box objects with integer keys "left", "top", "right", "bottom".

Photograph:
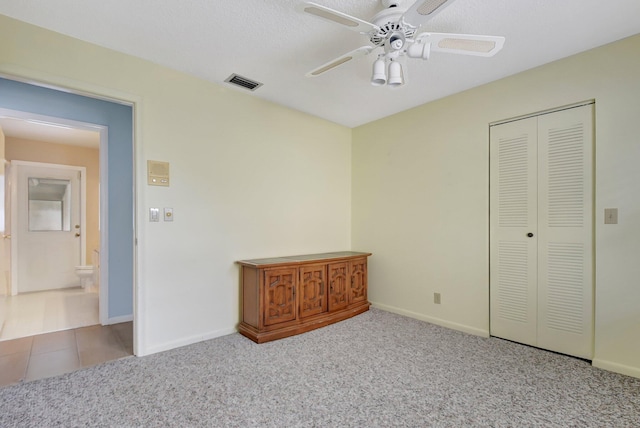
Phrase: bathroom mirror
[{"left": 28, "top": 177, "right": 72, "bottom": 232}]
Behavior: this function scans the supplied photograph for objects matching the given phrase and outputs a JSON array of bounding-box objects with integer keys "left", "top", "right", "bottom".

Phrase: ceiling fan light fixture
[
  {"left": 371, "top": 57, "right": 387, "bottom": 86},
  {"left": 389, "top": 33, "right": 405, "bottom": 51},
  {"left": 387, "top": 60, "right": 405, "bottom": 88},
  {"left": 407, "top": 41, "right": 431, "bottom": 60},
  {"left": 298, "top": 0, "right": 505, "bottom": 87}
]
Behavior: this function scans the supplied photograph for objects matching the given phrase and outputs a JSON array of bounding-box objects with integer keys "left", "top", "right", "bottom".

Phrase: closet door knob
[{"left": 527, "top": 232, "right": 534, "bottom": 238}]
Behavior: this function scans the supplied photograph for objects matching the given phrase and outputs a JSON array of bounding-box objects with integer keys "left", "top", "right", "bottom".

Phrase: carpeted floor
[{"left": 0, "top": 308, "right": 638, "bottom": 427}]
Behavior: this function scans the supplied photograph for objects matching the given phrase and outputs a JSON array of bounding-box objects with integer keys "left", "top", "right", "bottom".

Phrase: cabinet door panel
[
  {"left": 264, "top": 268, "right": 297, "bottom": 326},
  {"left": 328, "top": 262, "right": 349, "bottom": 311},
  {"left": 299, "top": 265, "right": 327, "bottom": 318},
  {"left": 349, "top": 259, "right": 368, "bottom": 305}
]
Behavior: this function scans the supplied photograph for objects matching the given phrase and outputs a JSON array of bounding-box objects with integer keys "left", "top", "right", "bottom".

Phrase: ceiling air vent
[{"left": 224, "top": 74, "right": 263, "bottom": 91}]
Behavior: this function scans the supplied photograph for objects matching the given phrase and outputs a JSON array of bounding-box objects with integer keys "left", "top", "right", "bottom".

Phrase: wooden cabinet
[{"left": 237, "top": 252, "right": 371, "bottom": 343}]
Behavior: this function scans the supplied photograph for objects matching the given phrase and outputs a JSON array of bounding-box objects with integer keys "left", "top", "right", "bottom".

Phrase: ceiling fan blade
[
  {"left": 305, "top": 46, "right": 374, "bottom": 77},
  {"left": 296, "top": 2, "right": 380, "bottom": 34},
  {"left": 416, "top": 33, "right": 505, "bottom": 57},
  {"left": 401, "top": 0, "right": 458, "bottom": 28}
]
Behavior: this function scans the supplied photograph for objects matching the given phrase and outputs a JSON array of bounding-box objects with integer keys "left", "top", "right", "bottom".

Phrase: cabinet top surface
[{"left": 237, "top": 251, "right": 371, "bottom": 268}]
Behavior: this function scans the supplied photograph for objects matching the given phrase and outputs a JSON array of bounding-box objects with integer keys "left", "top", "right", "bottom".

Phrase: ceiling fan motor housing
[
  {"left": 381, "top": 0, "right": 403, "bottom": 8},
  {"left": 370, "top": 8, "right": 416, "bottom": 46}
]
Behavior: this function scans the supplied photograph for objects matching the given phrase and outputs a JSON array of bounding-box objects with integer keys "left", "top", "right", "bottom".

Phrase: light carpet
[{"left": 1, "top": 308, "right": 638, "bottom": 427}]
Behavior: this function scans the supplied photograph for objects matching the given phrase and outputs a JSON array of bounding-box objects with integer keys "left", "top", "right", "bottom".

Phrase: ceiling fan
[{"left": 297, "top": 0, "right": 505, "bottom": 88}]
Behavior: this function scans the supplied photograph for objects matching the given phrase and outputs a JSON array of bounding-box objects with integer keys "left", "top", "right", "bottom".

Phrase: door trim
[
  {"left": 0, "top": 65, "right": 140, "bottom": 355},
  {"left": 490, "top": 100, "right": 595, "bottom": 127}
]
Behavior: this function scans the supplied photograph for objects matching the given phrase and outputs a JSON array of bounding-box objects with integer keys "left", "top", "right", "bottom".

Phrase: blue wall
[{"left": 0, "top": 77, "right": 133, "bottom": 319}]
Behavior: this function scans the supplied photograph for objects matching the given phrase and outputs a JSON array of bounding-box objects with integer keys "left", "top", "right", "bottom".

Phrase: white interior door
[
  {"left": 537, "top": 106, "right": 594, "bottom": 359},
  {"left": 14, "top": 161, "right": 86, "bottom": 293},
  {"left": 489, "top": 116, "right": 539, "bottom": 347},
  {"left": 490, "top": 104, "right": 594, "bottom": 359}
]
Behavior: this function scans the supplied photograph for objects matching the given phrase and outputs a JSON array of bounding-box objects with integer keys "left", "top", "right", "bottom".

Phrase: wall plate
[
  {"left": 604, "top": 208, "right": 618, "bottom": 224},
  {"left": 149, "top": 208, "right": 159, "bottom": 222},
  {"left": 148, "top": 160, "right": 170, "bottom": 186},
  {"left": 164, "top": 207, "right": 173, "bottom": 222}
]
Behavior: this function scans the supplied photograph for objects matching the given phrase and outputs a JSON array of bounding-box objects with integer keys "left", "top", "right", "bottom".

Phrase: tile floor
[
  {"left": 0, "top": 287, "right": 99, "bottom": 341},
  {"left": 0, "top": 322, "right": 133, "bottom": 388}
]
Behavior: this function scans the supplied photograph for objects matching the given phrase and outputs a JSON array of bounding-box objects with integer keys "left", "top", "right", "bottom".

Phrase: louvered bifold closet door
[
  {"left": 489, "top": 117, "right": 539, "bottom": 347},
  {"left": 537, "top": 105, "right": 593, "bottom": 359}
]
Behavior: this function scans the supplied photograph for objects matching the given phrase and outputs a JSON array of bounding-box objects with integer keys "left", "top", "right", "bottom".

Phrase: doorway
[
  {"left": 0, "top": 76, "right": 134, "bottom": 353},
  {"left": 15, "top": 161, "right": 86, "bottom": 293},
  {"left": 0, "top": 116, "right": 103, "bottom": 340}
]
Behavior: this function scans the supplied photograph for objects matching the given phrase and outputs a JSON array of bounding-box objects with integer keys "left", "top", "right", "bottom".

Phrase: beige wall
[
  {"left": 353, "top": 34, "right": 640, "bottom": 378},
  {"left": 5, "top": 137, "right": 99, "bottom": 263},
  {"left": 0, "top": 15, "right": 352, "bottom": 355}
]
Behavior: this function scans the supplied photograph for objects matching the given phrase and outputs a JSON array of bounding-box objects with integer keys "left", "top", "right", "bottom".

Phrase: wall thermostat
[{"left": 147, "top": 160, "right": 170, "bottom": 186}]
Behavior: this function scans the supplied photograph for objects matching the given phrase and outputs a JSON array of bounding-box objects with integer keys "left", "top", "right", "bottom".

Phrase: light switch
[
  {"left": 149, "top": 208, "right": 159, "bottom": 222},
  {"left": 604, "top": 208, "right": 618, "bottom": 224},
  {"left": 164, "top": 208, "right": 174, "bottom": 222}
]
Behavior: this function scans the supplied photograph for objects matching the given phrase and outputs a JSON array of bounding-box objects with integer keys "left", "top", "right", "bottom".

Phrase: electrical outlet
[
  {"left": 164, "top": 207, "right": 174, "bottom": 222},
  {"left": 604, "top": 208, "right": 618, "bottom": 224},
  {"left": 434, "top": 293, "right": 441, "bottom": 305}
]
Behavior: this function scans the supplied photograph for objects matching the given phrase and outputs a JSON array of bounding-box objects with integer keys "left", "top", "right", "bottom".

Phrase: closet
[{"left": 489, "top": 103, "right": 594, "bottom": 359}]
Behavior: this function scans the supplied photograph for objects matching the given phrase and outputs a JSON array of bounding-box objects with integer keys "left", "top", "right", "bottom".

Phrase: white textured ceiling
[
  {"left": 0, "top": 117, "right": 100, "bottom": 148},
  {"left": 1, "top": 0, "right": 640, "bottom": 128}
]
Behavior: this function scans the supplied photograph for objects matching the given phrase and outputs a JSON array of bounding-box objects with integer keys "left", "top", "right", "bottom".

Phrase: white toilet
[{"left": 75, "top": 265, "right": 94, "bottom": 289}]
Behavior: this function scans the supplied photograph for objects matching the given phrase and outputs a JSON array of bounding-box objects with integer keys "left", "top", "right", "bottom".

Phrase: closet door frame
[{"left": 489, "top": 101, "right": 595, "bottom": 359}]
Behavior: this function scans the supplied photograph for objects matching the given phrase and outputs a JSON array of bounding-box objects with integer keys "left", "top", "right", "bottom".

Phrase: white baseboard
[
  {"left": 104, "top": 314, "right": 134, "bottom": 325},
  {"left": 370, "top": 301, "right": 490, "bottom": 338},
  {"left": 138, "top": 327, "right": 238, "bottom": 357},
  {"left": 592, "top": 358, "right": 640, "bottom": 379}
]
